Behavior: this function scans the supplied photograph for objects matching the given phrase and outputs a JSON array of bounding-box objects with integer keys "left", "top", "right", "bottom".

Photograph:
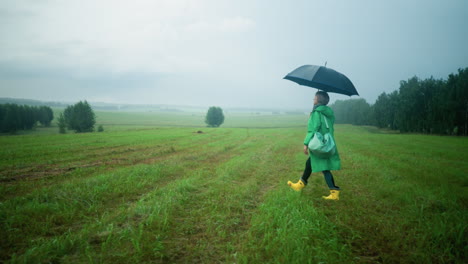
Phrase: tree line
[
  {"left": 330, "top": 68, "right": 468, "bottom": 135},
  {"left": 0, "top": 100, "right": 98, "bottom": 134},
  {"left": 0, "top": 104, "right": 53, "bottom": 133}
]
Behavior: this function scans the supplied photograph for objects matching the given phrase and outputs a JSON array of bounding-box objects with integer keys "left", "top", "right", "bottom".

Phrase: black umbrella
[{"left": 284, "top": 64, "right": 359, "bottom": 96}]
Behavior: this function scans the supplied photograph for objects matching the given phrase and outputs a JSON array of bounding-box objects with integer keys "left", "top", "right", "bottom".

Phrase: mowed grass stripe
[
  {"left": 235, "top": 142, "right": 352, "bottom": 263},
  {"left": 8, "top": 168, "right": 205, "bottom": 263},
  {"left": 160, "top": 128, "right": 300, "bottom": 263},
  {"left": 0, "top": 128, "right": 245, "bottom": 198},
  {"left": 0, "top": 128, "right": 252, "bottom": 262},
  {"left": 0, "top": 128, "right": 202, "bottom": 179}
]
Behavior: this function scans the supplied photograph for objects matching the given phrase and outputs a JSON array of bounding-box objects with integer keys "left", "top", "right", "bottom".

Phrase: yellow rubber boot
[
  {"left": 287, "top": 180, "right": 305, "bottom": 191},
  {"left": 322, "top": 190, "right": 340, "bottom": 200}
]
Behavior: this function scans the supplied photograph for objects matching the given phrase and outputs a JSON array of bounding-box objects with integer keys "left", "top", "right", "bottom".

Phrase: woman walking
[{"left": 287, "top": 91, "right": 342, "bottom": 200}]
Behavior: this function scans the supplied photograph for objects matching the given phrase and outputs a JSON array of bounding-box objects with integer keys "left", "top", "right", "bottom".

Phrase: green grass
[
  {"left": 95, "top": 110, "right": 308, "bottom": 131},
  {"left": 0, "top": 112, "right": 467, "bottom": 263},
  {"left": 8, "top": 110, "right": 308, "bottom": 135}
]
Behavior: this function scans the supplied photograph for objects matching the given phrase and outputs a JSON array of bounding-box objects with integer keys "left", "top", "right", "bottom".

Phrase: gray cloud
[{"left": 1, "top": 0, "right": 467, "bottom": 109}]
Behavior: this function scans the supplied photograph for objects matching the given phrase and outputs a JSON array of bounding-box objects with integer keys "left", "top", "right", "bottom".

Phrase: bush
[{"left": 97, "top": 125, "right": 104, "bottom": 132}]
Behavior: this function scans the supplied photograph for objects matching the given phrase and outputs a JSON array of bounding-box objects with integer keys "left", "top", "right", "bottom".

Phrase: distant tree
[
  {"left": 2, "top": 104, "right": 21, "bottom": 133},
  {"left": 396, "top": 76, "right": 423, "bottom": 132},
  {"left": 447, "top": 68, "right": 468, "bottom": 135},
  {"left": 0, "top": 104, "right": 5, "bottom": 132},
  {"left": 21, "top": 105, "right": 36, "bottom": 130},
  {"left": 63, "top": 104, "right": 73, "bottom": 129},
  {"left": 63, "top": 101, "right": 96, "bottom": 132},
  {"left": 373, "top": 91, "right": 399, "bottom": 130},
  {"left": 205, "top": 106, "right": 225, "bottom": 127},
  {"left": 58, "top": 113, "right": 67, "bottom": 134},
  {"left": 38, "top": 106, "right": 54, "bottom": 127},
  {"left": 97, "top": 125, "right": 104, "bottom": 132},
  {"left": 0, "top": 104, "right": 38, "bottom": 133},
  {"left": 330, "top": 99, "right": 372, "bottom": 125}
]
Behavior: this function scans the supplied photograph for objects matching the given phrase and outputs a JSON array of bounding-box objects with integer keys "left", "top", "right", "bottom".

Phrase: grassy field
[{"left": 1, "top": 111, "right": 467, "bottom": 263}]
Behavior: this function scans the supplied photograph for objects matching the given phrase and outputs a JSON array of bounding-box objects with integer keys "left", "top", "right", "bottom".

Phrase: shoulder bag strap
[{"left": 322, "top": 113, "right": 330, "bottom": 131}]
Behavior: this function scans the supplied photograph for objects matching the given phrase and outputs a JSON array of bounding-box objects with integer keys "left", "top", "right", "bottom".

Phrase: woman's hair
[{"left": 316, "top": 91, "right": 330, "bottom": 105}]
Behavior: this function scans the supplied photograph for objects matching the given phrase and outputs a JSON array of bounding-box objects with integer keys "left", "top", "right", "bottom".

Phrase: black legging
[{"left": 301, "top": 157, "right": 340, "bottom": 190}]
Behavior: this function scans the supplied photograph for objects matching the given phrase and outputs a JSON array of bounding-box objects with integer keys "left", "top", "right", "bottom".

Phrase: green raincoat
[{"left": 303, "top": 105, "right": 341, "bottom": 173}]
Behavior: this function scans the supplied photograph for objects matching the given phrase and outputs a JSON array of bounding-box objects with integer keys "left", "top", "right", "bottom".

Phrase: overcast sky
[{"left": 1, "top": 0, "right": 467, "bottom": 109}]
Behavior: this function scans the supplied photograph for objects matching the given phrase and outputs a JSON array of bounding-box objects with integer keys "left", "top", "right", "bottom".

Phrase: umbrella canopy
[{"left": 284, "top": 65, "right": 359, "bottom": 96}]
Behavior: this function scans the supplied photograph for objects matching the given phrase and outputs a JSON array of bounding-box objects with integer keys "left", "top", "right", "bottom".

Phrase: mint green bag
[{"left": 308, "top": 114, "right": 336, "bottom": 158}]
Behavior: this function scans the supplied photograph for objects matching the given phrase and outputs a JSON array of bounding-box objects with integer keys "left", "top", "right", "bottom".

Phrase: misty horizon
[{"left": 0, "top": 96, "right": 314, "bottom": 112}]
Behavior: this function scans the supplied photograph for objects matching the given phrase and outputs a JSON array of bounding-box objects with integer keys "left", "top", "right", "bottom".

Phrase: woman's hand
[{"left": 303, "top": 145, "right": 309, "bottom": 155}]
